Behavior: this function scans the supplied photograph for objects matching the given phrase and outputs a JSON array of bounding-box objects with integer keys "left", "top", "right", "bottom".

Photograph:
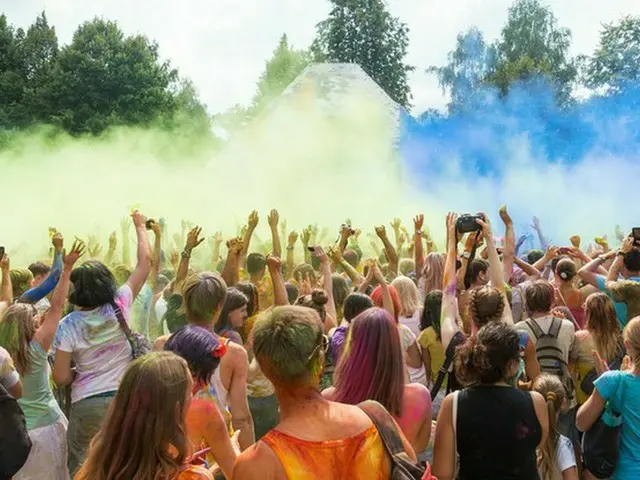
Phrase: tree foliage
[
  {"left": 427, "top": 28, "right": 495, "bottom": 113},
  {"left": 584, "top": 16, "right": 640, "bottom": 94},
  {"left": 311, "top": 0, "right": 414, "bottom": 108},
  {"left": 489, "top": 0, "right": 577, "bottom": 104},
  {"left": 0, "top": 13, "right": 210, "bottom": 138}
]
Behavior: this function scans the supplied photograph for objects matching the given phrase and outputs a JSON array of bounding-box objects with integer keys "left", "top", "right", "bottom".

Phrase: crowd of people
[{"left": 0, "top": 207, "right": 639, "bottom": 480}]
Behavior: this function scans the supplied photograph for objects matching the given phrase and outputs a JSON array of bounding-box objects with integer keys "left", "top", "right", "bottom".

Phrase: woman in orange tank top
[{"left": 232, "top": 306, "right": 417, "bottom": 480}]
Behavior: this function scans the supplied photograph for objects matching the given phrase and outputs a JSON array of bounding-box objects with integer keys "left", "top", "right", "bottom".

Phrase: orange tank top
[{"left": 261, "top": 426, "right": 390, "bottom": 479}]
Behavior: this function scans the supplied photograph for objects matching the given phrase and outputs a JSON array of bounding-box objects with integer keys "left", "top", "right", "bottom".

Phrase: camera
[{"left": 456, "top": 214, "right": 483, "bottom": 234}]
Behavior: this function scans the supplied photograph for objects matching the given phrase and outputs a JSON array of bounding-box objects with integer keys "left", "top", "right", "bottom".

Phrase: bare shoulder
[
  {"left": 232, "top": 441, "right": 284, "bottom": 480},
  {"left": 153, "top": 335, "right": 169, "bottom": 351},
  {"left": 529, "top": 390, "right": 545, "bottom": 409},
  {"left": 226, "top": 341, "right": 249, "bottom": 363},
  {"left": 321, "top": 386, "right": 336, "bottom": 400}
]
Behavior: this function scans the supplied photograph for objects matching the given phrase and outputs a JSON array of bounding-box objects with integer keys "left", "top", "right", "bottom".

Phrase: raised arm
[
  {"left": 126, "top": 211, "right": 152, "bottom": 299},
  {"left": 476, "top": 213, "right": 513, "bottom": 325},
  {"left": 34, "top": 241, "right": 85, "bottom": 352},
  {"left": 513, "top": 256, "right": 541, "bottom": 279},
  {"left": 175, "top": 226, "right": 205, "bottom": 293},
  {"left": 209, "top": 232, "right": 223, "bottom": 271},
  {"left": 376, "top": 225, "right": 398, "bottom": 278},
  {"left": 441, "top": 213, "right": 462, "bottom": 349},
  {"left": 19, "top": 233, "right": 64, "bottom": 304},
  {"left": 338, "top": 224, "right": 353, "bottom": 254},
  {"left": 0, "top": 253, "right": 11, "bottom": 304},
  {"left": 606, "top": 237, "right": 634, "bottom": 287},
  {"left": 268, "top": 209, "right": 282, "bottom": 258},
  {"left": 221, "top": 238, "right": 244, "bottom": 288},
  {"left": 315, "top": 247, "right": 337, "bottom": 331},
  {"left": 267, "top": 255, "right": 288, "bottom": 306},
  {"left": 413, "top": 214, "right": 425, "bottom": 279},
  {"left": 578, "top": 250, "right": 615, "bottom": 288},
  {"left": 104, "top": 232, "right": 117, "bottom": 266},
  {"left": 240, "top": 210, "right": 259, "bottom": 265},
  {"left": 500, "top": 206, "right": 515, "bottom": 284},
  {"left": 121, "top": 216, "right": 131, "bottom": 267},
  {"left": 328, "top": 247, "right": 364, "bottom": 286},
  {"left": 531, "top": 216, "right": 549, "bottom": 251},
  {"left": 148, "top": 221, "right": 162, "bottom": 291},
  {"left": 285, "top": 231, "right": 298, "bottom": 280},
  {"left": 301, "top": 227, "right": 312, "bottom": 265}
]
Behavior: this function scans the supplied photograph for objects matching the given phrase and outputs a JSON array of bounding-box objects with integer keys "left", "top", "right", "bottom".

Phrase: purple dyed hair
[{"left": 332, "top": 307, "right": 405, "bottom": 417}]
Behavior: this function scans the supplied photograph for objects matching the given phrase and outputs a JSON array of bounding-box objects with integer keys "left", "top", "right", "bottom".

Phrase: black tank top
[{"left": 457, "top": 385, "right": 541, "bottom": 480}]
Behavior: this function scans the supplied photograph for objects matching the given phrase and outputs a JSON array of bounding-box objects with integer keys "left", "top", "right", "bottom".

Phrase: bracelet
[
  {"left": 286, "top": 245, "right": 295, "bottom": 251},
  {"left": 181, "top": 250, "right": 191, "bottom": 259},
  {"left": 617, "top": 251, "right": 626, "bottom": 257},
  {"left": 415, "top": 230, "right": 423, "bottom": 236}
]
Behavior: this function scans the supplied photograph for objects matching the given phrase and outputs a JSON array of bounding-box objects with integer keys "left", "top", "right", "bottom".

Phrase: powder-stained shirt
[
  {"left": 0, "top": 346, "right": 20, "bottom": 392},
  {"left": 53, "top": 285, "right": 133, "bottom": 403},
  {"left": 595, "top": 276, "right": 640, "bottom": 327},
  {"left": 609, "top": 279, "right": 640, "bottom": 326}
]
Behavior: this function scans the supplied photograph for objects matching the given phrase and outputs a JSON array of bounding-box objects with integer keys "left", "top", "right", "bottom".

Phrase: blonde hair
[
  {"left": 183, "top": 271, "right": 227, "bottom": 327},
  {"left": 624, "top": 316, "right": 640, "bottom": 369},
  {"left": 419, "top": 253, "right": 444, "bottom": 295},
  {"left": 391, "top": 276, "right": 421, "bottom": 317},
  {"left": 533, "top": 374, "right": 566, "bottom": 480},
  {"left": 0, "top": 304, "right": 38, "bottom": 374},
  {"left": 585, "top": 293, "right": 622, "bottom": 362},
  {"left": 75, "top": 352, "right": 192, "bottom": 480}
]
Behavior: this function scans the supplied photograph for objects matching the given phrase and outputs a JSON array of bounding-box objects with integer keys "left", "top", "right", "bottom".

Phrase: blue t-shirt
[
  {"left": 595, "top": 276, "right": 640, "bottom": 328},
  {"left": 594, "top": 371, "right": 640, "bottom": 479}
]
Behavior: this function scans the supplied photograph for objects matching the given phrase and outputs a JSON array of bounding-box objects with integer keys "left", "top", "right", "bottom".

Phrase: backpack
[
  {"left": 0, "top": 382, "right": 32, "bottom": 479},
  {"left": 524, "top": 317, "right": 573, "bottom": 398},
  {"left": 359, "top": 401, "right": 433, "bottom": 480},
  {"left": 431, "top": 331, "right": 466, "bottom": 401}
]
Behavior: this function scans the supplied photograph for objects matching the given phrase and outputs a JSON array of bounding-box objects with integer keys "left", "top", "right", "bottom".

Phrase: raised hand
[
  {"left": 131, "top": 210, "right": 147, "bottom": 229},
  {"left": 413, "top": 214, "right": 424, "bottom": 232},
  {"left": 121, "top": 216, "right": 131, "bottom": 233},
  {"left": 247, "top": 210, "right": 259, "bottom": 231},
  {"left": 499, "top": 205, "right": 512, "bottom": 226},
  {"left": 64, "top": 240, "right": 86, "bottom": 268},
  {"left": 375, "top": 225, "right": 388, "bottom": 239},
  {"left": 569, "top": 235, "right": 581, "bottom": 249},
  {"left": 268, "top": 209, "right": 279, "bottom": 229},
  {"left": 327, "top": 246, "right": 343, "bottom": 264},
  {"left": 340, "top": 224, "right": 354, "bottom": 241},
  {"left": 287, "top": 231, "right": 299, "bottom": 247},
  {"left": 108, "top": 232, "right": 117, "bottom": 251},
  {"left": 185, "top": 226, "right": 205, "bottom": 252},
  {"left": 475, "top": 213, "right": 492, "bottom": 237},
  {"left": 301, "top": 227, "right": 311, "bottom": 246},
  {"left": 531, "top": 216, "right": 541, "bottom": 231},
  {"left": 213, "top": 231, "right": 223, "bottom": 244},
  {"left": 0, "top": 253, "right": 9, "bottom": 272},
  {"left": 52, "top": 232, "right": 64, "bottom": 251},
  {"left": 314, "top": 246, "right": 329, "bottom": 265},
  {"left": 266, "top": 254, "right": 282, "bottom": 271},
  {"left": 594, "top": 235, "right": 609, "bottom": 250},
  {"left": 390, "top": 218, "right": 402, "bottom": 233},
  {"left": 621, "top": 236, "right": 635, "bottom": 254}
]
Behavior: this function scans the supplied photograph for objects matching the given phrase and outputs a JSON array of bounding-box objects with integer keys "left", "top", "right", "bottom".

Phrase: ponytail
[{"left": 533, "top": 374, "right": 566, "bottom": 480}]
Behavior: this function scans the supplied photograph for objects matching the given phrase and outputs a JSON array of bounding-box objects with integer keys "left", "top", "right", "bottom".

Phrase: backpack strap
[
  {"left": 548, "top": 317, "right": 562, "bottom": 338},
  {"left": 359, "top": 400, "right": 406, "bottom": 456},
  {"left": 431, "top": 331, "right": 465, "bottom": 401},
  {"left": 524, "top": 319, "right": 545, "bottom": 340}
]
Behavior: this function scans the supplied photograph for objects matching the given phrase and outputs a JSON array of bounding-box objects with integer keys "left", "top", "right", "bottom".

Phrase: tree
[
  {"left": 489, "top": 0, "right": 577, "bottom": 104},
  {"left": 0, "top": 15, "right": 27, "bottom": 128},
  {"left": 49, "top": 18, "right": 178, "bottom": 135},
  {"left": 19, "top": 12, "right": 59, "bottom": 123},
  {"left": 311, "top": 0, "right": 414, "bottom": 108},
  {"left": 250, "top": 34, "right": 310, "bottom": 113},
  {"left": 583, "top": 16, "right": 640, "bottom": 94},
  {"left": 427, "top": 28, "right": 496, "bottom": 113}
]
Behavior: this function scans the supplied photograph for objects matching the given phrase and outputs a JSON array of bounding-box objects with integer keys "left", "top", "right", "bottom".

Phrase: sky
[{"left": 3, "top": 0, "right": 640, "bottom": 116}]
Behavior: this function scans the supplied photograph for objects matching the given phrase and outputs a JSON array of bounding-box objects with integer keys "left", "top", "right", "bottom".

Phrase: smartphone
[
  {"left": 0, "top": 246, "right": 4, "bottom": 260},
  {"left": 633, "top": 227, "right": 640, "bottom": 245}
]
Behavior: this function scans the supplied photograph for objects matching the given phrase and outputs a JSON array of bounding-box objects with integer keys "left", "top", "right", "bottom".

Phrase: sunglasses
[{"left": 307, "top": 334, "right": 330, "bottom": 362}]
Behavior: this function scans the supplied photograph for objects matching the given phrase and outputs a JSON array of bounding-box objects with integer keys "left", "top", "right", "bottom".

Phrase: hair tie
[
  {"left": 546, "top": 391, "right": 557, "bottom": 403},
  {"left": 212, "top": 343, "right": 227, "bottom": 358},
  {"left": 560, "top": 272, "right": 568, "bottom": 280}
]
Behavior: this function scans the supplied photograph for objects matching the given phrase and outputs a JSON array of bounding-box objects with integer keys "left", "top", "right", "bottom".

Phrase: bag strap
[
  {"left": 359, "top": 400, "right": 406, "bottom": 456},
  {"left": 431, "top": 331, "right": 464, "bottom": 400},
  {"left": 548, "top": 317, "right": 562, "bottom": 338},
  {"left": 111, "top": 302, "right": 135, "bottom": 356},
  {"left": 524, "top": 319, "right": 545, "bottom": 339}
]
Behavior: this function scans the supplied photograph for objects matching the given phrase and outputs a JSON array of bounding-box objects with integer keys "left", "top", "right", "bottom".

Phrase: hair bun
[{"left": 310, "top": 289, "right": 329, "bottom": 306}]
